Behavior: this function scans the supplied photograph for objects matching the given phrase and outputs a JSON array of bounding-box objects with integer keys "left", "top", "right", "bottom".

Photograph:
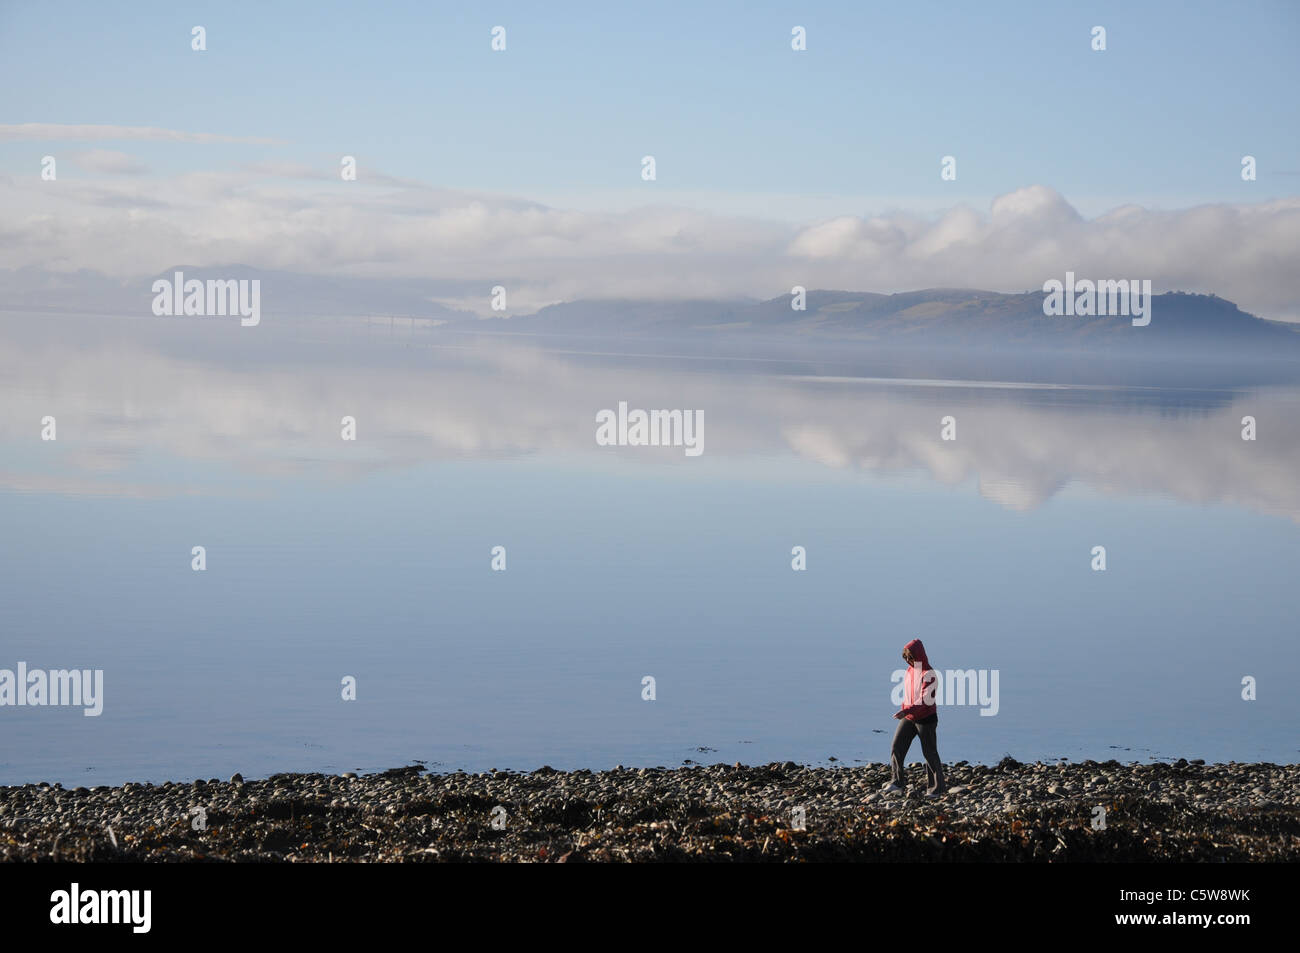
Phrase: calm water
[{"left": 2, "top": 313, "right": 1298, "bottom": 786}]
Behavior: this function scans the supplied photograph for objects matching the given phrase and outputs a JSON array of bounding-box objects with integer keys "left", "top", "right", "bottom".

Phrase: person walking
[{"left": 882, "top": 638, "right": 946, "bottom": 798}]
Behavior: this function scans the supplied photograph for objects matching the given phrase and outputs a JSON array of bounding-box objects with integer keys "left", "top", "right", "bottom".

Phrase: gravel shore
[{"left": 2, "top": 758, "right": 1296, "bottom": 862}]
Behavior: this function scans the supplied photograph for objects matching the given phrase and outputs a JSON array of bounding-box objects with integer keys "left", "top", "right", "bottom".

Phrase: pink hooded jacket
[{"left": 898, "top": 638, "right": 937, "bottom": 721}]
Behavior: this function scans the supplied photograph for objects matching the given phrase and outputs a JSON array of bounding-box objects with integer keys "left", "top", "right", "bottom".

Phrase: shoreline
[{"left": 3, "top": 758, "right": 1296, "bottom": 862}]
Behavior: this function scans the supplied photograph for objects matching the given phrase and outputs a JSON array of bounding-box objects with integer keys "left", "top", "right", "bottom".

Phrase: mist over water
[{"left": 2, "top": 313, "right": 1298, "bottom": 786}]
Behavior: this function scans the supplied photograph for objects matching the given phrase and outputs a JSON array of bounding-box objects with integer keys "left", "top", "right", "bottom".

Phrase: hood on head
[{"left": 904, "top": 638, "right": 930, "bottom": 668}]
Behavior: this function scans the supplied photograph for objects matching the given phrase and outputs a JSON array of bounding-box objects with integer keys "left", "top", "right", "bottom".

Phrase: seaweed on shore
[{"left": 2, "top": 761, "right": 1297, "bottom": 863}]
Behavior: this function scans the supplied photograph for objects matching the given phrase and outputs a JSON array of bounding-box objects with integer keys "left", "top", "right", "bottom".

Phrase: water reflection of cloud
[{"left": 1, "top": 318, "right": 1297, "bottom": 522}]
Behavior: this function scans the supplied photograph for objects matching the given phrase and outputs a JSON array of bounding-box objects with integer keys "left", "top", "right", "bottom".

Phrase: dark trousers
[{"left": 890, "top": 714, "right": 945, "bottom": 794}]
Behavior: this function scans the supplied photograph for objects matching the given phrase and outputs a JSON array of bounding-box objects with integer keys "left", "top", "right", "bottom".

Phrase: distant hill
[
  {"left": 497, "top": 289, "right": 1300, "bottom": 354},
  {"left": 3, "top": 266, "right": 1297, "bottom": 362}
]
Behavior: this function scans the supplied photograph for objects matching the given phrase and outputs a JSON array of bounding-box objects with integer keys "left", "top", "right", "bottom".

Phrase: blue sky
[
  {"left": 1, "top": 1, "right": 1297, "bottom": 317},
  {"left": 2, "top": 0, "right": 1297, "bottom": 210}
]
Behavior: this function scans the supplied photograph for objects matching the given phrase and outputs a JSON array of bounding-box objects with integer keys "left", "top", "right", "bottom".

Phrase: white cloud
[
  {"left": 0, "top": 123, "right": 284, "bottom": 144},
  {"left": 68, "top": 149, "right": 150, "bottom": 175},
  {"left": 1, "top": 168, "right": 1297, "bottom": 319}
]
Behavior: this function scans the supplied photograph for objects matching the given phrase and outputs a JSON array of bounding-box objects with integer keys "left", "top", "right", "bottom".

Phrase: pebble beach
[{"left": 2, "top": 758, "right": 1296, "bottom": 862}]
